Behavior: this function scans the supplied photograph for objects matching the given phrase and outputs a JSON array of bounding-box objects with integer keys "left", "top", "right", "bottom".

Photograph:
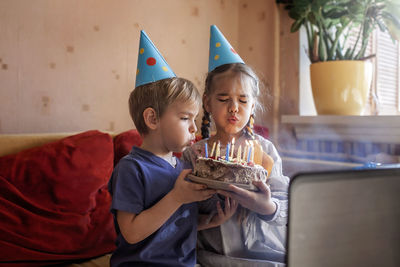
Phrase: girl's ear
[
  {"left": 203, "top": 94, "right": 211, "bottom": 113},
  {"left": 143, "top": 107, "right": 159, "bottom": 130},
  {"left": 251, "top": 102, "right": 255, "bottom": 114}
]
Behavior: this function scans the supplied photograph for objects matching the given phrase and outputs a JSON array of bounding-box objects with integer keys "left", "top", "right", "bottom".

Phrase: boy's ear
[
  {"left": 143, "top": 107, "right": 159, "bottom": 130},
  {"left": 203, "top": 94, "right": 211, "bottom": 113}
]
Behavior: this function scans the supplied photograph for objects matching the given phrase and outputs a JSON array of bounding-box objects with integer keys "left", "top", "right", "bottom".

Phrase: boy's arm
[
  {"left": 118, "top": 169, "right": 215, "bottom": 244},
  {"left": 117, "top": 192, "right": 182, "bottom": 244}
]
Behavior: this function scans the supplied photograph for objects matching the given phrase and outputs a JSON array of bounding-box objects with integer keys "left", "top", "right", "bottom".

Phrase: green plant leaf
[
  {"left": 324, "top": 10, "right": 348, "bottom": 19},
  {"left": 376, "top": 18, "right": 387, "bottom": 32},
  {"left": 291, "top": 18, "right": 305, "bottom": 32},
  {"left": 344, "top": 47, "right": 353, "bottom": 60},
  {"left": 381, "top": 9, "right": 400, "bottom": 41},
  {"left": 282, "top": 0, "right": 399, "bottom": 62},
  {"left": 319, "top": 31, "right": 328, "bottom": 61}
]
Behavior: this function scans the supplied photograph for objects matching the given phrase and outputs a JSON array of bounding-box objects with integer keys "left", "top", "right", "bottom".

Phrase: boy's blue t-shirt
[{"left": 108, "top": 146, "right": 197, "bottom": 267}]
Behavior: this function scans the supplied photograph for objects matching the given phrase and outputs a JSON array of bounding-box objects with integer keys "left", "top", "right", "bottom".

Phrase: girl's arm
[
  {"left": 216, "top": 181, "right": 276, "bottom": 215},
  {"left": 118, "top": 169, "right": 215, "bottom": 244}
]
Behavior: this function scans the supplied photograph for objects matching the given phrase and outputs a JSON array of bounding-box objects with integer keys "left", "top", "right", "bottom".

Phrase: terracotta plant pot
[{"left": 310, "top": 60, "right": 373, "bottom": 115}]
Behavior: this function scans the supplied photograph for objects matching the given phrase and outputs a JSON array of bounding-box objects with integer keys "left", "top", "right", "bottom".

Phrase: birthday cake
[
  {"left": 193, "top": 157, "right": 267, "bottom": 185},
  {"left": 190, "top": 140, "right": 274, "bottom": 190}
]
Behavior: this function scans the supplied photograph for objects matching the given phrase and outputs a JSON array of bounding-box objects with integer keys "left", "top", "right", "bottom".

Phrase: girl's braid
[
  {"left": 201, "top": 107, "right": 211, "bottom": 139},
  {"left": 245, "top": 113, "right": 255, "bottom": 140}
]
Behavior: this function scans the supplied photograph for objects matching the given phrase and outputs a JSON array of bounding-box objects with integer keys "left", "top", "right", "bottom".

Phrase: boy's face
[
  {"left": 158, "top": 100, "right": 199, "bottom": 153},
  {"left": 204, "top": 73, "right": 255, "bottom": 138}
]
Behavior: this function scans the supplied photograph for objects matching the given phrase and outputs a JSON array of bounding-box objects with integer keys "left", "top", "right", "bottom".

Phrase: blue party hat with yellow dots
[
  {"left": 135, "top": 30, "right": 176, "bottom": 87},
  {"left": 208, "top": 25, "right": 244, "bottom": 72}
]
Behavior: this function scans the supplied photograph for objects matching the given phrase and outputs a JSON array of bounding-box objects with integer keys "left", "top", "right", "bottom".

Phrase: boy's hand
[
  {"left": 217, "top": 180, "right": 276, "bottom": 215},
  {"left": 170, "top": 169, "right": 216, "bottom": 204}
]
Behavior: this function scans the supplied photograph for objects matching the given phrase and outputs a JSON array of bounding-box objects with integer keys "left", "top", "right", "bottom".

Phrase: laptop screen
[{"left": 287, "top": 168, "right": 400, "bottom": 267}]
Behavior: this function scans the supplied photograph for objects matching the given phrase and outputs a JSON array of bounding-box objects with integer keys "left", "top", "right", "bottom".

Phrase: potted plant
[{"left": 277, "top": 0, "right": 400, "bottom": 115}]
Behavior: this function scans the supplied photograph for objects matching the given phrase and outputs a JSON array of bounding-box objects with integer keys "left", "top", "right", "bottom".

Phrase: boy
[{"left": 107, "top": 31, "right": 217, "bottom": 266}]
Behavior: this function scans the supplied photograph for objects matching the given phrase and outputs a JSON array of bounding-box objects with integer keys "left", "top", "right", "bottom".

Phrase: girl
[{"left": 182, "top": 26, "right": 289, "bottom": 267}]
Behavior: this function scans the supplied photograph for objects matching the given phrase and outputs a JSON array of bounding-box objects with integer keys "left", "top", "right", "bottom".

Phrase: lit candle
[
  {"left": 253, "top": 140, "right": 263, "bottom": 165},
  {"left": 237, "top": 145, "right": 242, "bottom": 162},
  {"left": 225, "top": 142, "right": 230, "bottom": 161},
  {"left": 210, "top": 142, "right": 216, "bottom": 158},
  {"left": 247, "top": 146, "right": 251, "bottom": 162},
  {"left": 243, "top": 140, "right": 249, "bottom": 162},
  {"left": 216, "top": 141, "right": 220, "bottom": 159},
  {"left": 250, "top": 141, "right": 254, "bottom": 162},
  {"left": 205, "top": 142, "right": 208, "bottom": 158},
  {"left": 230, "top": 137, "right": 235, "bottom": 158}
]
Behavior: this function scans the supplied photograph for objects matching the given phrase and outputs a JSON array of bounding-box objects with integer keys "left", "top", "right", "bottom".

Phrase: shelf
[{"left": 281, "top": 115, "right": 400, "bottom": 144}]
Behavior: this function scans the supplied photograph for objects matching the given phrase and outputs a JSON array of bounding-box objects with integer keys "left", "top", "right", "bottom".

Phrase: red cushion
[
  {"left": 0, "top": 130, "right": 116, "bottom": 265},
  {"left": 113, "top": 129, "right": 143, "bottom": 165}
]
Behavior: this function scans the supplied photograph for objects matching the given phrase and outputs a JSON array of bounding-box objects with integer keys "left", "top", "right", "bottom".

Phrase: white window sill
[{"left": 281, "top": 115, "right": 400, "bottom": 144}]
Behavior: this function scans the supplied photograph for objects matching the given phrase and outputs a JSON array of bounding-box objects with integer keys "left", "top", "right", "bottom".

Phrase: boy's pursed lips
[{"left": 188, "top": 139, "right": 196, "bottom": 146}]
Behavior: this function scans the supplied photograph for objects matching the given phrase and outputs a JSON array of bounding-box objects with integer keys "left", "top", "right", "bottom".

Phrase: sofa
[
  {"left": 0, "top": 130, "right": 145, "bottom": 266},
  {"left": 0, "top": 126, "right": 270, "bottom": 266}
]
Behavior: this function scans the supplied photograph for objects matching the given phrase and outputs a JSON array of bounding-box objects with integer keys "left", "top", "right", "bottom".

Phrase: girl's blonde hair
[
  {"left": 129, "top": 77, "right": 201, "bottom": 135},
  {"left": 201, "top": 63, "right": 264, "bottom": 139}
]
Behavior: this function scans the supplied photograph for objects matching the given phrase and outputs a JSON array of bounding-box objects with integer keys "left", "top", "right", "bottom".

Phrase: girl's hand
[
  {"left": 198, "top": 196, "right": 238, "bottom": 230},
  {"left": 208, "top": 196, "right": 238, "bottom": 227},
  {"left": 217, "top": 180, "right": 276, "bottom": 215},
  {"left": 170, "top": 169, "right": 216, "bottom": 204}
]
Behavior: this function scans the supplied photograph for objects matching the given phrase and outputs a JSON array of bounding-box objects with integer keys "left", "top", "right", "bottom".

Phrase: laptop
[{"left": 287, "top": 168, "right": 400, "bottom": 267}]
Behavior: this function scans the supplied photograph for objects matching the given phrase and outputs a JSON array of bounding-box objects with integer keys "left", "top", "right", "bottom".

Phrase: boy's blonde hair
[{"left": 129, "top": 77, "right": 201, "bottom": 135}]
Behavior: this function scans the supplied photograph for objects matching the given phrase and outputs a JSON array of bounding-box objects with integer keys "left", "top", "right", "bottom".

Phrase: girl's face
[{"left": 204, "top": 72, "right": 255, "bottom": 139}]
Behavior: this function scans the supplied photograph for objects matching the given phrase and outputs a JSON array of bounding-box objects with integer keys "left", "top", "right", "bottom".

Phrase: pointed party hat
[
  {"left": 208, "top": 25, "right": 244, "bottom": 72},
  {"left": 135, "top": 30, "right": 176, "bottom": 87}
]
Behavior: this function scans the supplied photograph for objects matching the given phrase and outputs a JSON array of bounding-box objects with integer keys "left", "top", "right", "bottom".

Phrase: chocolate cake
[{"left": 192, "top": 157, "right": 268, "bottom": 186}]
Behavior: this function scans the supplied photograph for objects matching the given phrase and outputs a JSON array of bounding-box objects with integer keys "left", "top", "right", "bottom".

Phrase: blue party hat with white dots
[
  {"left": 208, "top": 25, "right": 244, "bottom": 72},
  {"left": 135, "top": 30, "right": 176, "bottom": 87}
]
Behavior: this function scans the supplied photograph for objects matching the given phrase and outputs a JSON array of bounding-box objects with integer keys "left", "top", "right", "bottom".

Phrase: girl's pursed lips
[{"left": 228, "top": 116, "right": 239, "bottom": 123}]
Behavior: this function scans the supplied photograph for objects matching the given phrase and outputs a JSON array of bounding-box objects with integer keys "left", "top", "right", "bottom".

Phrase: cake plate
[{"left": 188, "top": 174, "right": 258, "bottom": 191}]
